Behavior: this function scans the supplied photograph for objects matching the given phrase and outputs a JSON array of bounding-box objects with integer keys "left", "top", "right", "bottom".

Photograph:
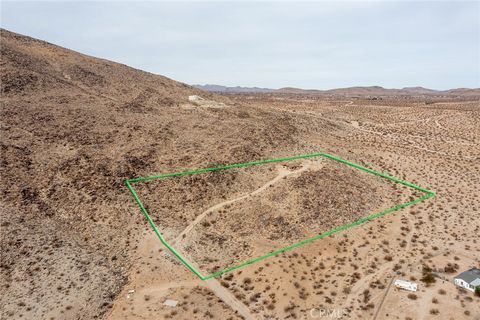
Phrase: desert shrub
[
  {"left": 407, "top": 293, "right": 417, "bottom": 300},
  {"left": 362, "top": 289, "right": 370, "bottom": 303},
  {"left": 421, "top": 272, "right": 436, "bottom": 284},
  {"left": 249, "top": 293, "right": 261, "bottom": 303},
  {"left": 444, "top": 263, "right": 459, "bottom": 273}
]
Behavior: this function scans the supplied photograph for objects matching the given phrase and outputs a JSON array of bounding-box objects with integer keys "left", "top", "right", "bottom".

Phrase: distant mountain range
[
  {"left": 193, "top": 84, "right": 480, "bottom": 97},
  {"left": 193, "top": 84, "right": 274, "bottom": 93}
]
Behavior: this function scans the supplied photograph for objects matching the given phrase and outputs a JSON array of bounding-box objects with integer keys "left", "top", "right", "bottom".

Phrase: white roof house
[
  {"left": 394, "top": 279, "right": 418, "bottom": 292},
  {"left": 454, "top": 268, "right": 480, "bottom": 293}
]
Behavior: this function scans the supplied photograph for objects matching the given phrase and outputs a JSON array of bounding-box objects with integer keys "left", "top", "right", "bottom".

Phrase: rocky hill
[
  {"left": 3, "top": 28, "right": 478, "bottom": 320},
  {"left": 0, "top": 29, "right": 304, "bottom": 319}
]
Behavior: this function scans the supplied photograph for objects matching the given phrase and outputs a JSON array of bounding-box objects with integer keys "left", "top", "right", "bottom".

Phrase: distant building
[
  {"left": 454, "top": 267, "right": 480, "bottom": 292},
  {"left": 394, "top": 279, "right": 418, "bottom": 292}
]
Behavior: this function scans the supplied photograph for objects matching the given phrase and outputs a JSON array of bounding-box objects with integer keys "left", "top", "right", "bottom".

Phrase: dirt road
[
  {"left": 205, "top": 279, "right": 257, "bottom": 320},
  {"left": 170, "top": 161, "right": 314, "bottom": 245}
]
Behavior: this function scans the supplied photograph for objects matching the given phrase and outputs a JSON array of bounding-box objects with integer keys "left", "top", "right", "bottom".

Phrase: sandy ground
[
  {"left": 1, "top": 29, "right": 479, "bottom": 320},
  {"left": 108, "top": 97, "right": 480, "bottom": 320}
]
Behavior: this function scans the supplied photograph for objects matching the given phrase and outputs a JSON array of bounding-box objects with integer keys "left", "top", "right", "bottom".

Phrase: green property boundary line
[{"left": 125, "top": 152, "right": 436, "bottom": 280}]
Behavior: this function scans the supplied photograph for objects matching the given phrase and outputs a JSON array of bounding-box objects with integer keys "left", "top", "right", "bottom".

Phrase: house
[
  {"left": 454, "top": 267, "right": 480, "bottom": 292},
  {"left": 394, "top": 279, "right": 418, "bottom": 292}
]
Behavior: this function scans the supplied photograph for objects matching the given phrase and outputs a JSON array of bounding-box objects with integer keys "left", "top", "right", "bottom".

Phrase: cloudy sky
[{"left": 2, "top": 1, "right": 479, "bottom": 90}]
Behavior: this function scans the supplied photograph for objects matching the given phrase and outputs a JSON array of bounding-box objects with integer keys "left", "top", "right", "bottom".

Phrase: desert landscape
[{"left": 1, "top": 28, "right": 479, "bottom": 320}]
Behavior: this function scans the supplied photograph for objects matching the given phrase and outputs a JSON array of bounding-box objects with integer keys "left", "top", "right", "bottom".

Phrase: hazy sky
[{"left": 2, "top": 1, "right": 479, "bottom": 89}]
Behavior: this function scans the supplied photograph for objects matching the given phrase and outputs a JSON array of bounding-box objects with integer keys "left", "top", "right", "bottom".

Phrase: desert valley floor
[
  {"left": 107, "top": 96, "right": 480, "bottom": 320},
  {"left": 1, "top": 29, "right": 479, "bottom": 320}
]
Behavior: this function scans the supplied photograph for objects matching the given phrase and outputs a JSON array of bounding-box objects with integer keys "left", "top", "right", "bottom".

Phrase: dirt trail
[
  {"left": 170, "top": 161, "right": 313, "bottom": 245},
  {"left": 137, "top": 160, "right": 318, "bottom": 320},
  {"left": 140, "top": 280, "right": 203, "bottom": 295},
  {"left": 165, "top": 160, "right": 322, "bottom": 320},
  {"left": 350, "top": 119, "right": 478, "bottom": 160},
  {"left": 205, "top": 279, "right": 257, "bottom": 320},
  {"left": 372, "top": 276, "right": 395, "bottom": 320}
]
